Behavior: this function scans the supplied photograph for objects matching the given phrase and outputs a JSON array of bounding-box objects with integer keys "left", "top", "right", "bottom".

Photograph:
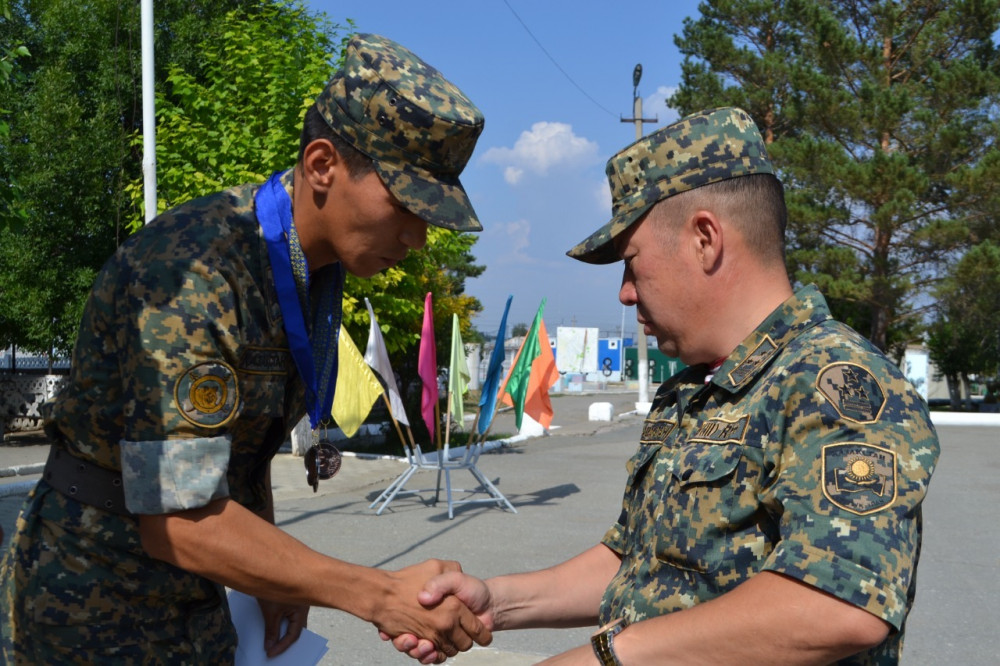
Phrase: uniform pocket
[{"left": 654, "top": 442, "right": 744, "bottom": 573}]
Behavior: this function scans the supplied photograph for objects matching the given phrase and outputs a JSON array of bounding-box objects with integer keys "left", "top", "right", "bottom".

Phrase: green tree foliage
[
  {"left": 671, "top": 0, "right": 1000, "bottom": 355},
  {"left": 0, "top": 0, "right": 29, "bottom": 139},
  {"left": 0, "top": 0, "right": 29, "bottom": 253},
  {"left": 0, "top": 0, "right": 485, "bottom": 379},
  {"left": 927, "top": 241, "right": 1000, "bottom": 408},
  {"left": 0, "top": 0, "right": 254, "bottom": 354}
]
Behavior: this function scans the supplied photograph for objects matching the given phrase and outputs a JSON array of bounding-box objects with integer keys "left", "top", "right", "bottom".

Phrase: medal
[{"left": 305, "top": 422, "right": 342, "bottom": 492}]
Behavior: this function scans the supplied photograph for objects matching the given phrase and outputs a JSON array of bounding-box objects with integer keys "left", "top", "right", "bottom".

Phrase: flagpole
[
  {"left": 381, "top": 393, "right": 409, "bottom": 452},
  {"left": 468, "top": 409, "right": 482, "bottom": 443},
  {"left": 435, "top": 396, "right": 447, "bottom": 506},
  {"left": 478, "top": 392, "right": 505, "bottom": 443},
  {"left": 434, "top": 400, "right": 442, "bottom": 450},
  {"left": 443, "top": 390, "right": 453, "bottom": 449}
]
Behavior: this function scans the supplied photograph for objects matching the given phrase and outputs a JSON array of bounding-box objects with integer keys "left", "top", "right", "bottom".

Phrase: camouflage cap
[
  {"left": 567, "top": 107, "right": 774, "bottom": 264},
  {"left": 315, "top": 33, "right": 485, "bottom": 231}
]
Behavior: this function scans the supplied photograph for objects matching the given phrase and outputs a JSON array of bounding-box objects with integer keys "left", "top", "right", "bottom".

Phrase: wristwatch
[{"left": 591, "top": 617, "right": 628, "bottom": 666}]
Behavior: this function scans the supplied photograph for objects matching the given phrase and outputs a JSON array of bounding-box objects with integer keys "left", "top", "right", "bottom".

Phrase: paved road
[{"left": 1, "top": 394, "right": 997, "bottom": 665}]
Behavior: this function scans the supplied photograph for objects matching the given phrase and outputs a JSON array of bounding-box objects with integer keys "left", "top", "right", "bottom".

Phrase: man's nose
[{"left": 619, "top": 271, "right": 637, "bottom": 306}]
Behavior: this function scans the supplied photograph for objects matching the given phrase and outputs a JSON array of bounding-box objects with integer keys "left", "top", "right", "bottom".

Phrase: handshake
[
  {"left": 363, "top": 547, "right": 610, "bottom": 666},
  {"left": 256, "top": 543, "right": 620, "bottom": 664},
  {"left": 372, "top": 559, "right": 497, "bottom": 665}
]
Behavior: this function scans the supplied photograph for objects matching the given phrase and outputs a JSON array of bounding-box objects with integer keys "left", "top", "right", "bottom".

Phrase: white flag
[{"left": 364, "top": 298, "right": 409, "bottom": 426}]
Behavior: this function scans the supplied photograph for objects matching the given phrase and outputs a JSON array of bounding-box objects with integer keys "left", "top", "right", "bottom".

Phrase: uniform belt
[{"left": 44, "top": 446, "right": 133, "bottom": 516}]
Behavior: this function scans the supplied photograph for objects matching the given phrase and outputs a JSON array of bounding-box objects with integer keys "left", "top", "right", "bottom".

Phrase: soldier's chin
[{"left": 346, "top": 259, "right": 382, "bottom": 279}]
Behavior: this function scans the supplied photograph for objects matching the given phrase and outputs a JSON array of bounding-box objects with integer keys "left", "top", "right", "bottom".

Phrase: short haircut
[
  {"left": 654, "top": 173, "right": 787, "bottom": 265},
  {"left": 298, "top": 104, "right": 376, "bottom": 179}
]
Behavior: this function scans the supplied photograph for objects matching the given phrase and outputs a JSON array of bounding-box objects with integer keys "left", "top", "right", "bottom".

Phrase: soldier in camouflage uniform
[
  {"left": 394, "top": 107, "right": 939, "bottom": 665},
  {"left": 0, "top": 33, "right": 492, "bottom": 664}
]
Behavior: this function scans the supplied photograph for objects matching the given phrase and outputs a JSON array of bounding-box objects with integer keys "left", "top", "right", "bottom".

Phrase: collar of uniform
[{"left": 711, "top": 284, "right": 833, "bottom": 391}]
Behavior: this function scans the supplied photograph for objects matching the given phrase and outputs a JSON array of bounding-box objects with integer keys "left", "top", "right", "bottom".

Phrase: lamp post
[{"left": 620, "top": 64, "right": 657, "bottom": 409}]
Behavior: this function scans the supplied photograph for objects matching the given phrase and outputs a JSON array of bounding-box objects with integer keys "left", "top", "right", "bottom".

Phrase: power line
[{"left": 500, "top": 0, "right": 618, "bottom": 118}]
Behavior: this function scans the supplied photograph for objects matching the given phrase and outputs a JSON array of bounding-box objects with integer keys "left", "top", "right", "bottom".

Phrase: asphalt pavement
[{"left": 1, "top": 392, "right": 997, "bottom": 665}]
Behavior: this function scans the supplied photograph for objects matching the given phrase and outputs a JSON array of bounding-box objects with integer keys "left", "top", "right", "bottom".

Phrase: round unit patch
[{"left": 174, "top": 361, "right": 239, "bottom": 428}]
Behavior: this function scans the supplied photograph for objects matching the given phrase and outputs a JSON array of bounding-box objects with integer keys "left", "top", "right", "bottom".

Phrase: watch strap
[{"left": 591, "top": 618, "right": 627, "bottom": 666}]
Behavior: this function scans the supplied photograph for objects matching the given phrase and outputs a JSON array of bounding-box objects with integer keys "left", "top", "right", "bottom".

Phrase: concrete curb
[
  {"left": 0, "top": 462, "right": 44, "bottom": 478},
  {"left": 929, "top": 411, "right": 1000, "bottom": 427}
]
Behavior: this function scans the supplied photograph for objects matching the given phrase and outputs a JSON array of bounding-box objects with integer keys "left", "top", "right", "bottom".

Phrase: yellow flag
[{"left": 331, "top": 325, "right": 384, "bottom": 438}]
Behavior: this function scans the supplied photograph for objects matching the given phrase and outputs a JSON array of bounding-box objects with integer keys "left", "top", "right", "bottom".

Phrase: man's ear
[
  {"left": 690, "top": 209, "right": 724, "bottom": 272},
  {"left": 300, "top": 138, "right": 339, "bottom": 194}
]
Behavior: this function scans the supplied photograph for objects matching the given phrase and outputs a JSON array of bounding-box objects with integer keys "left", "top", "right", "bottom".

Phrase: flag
[
  {"left": 331, "top": 325, "right": 384, "bottom": 438},
  {"left": 448, "top": 314, "right": 470, "bottom": 428},
  {"left": 500, "top": 299, "right": 559, "bottom": 430},
  {"left": 417, "top": 292, "right": 439, "bottom": 441},
  {"left": 363, "top": 298, "right": 409, "bottom": 427},
  {"left": 477, "top": 295, "right": 512, "bottom": 435}
]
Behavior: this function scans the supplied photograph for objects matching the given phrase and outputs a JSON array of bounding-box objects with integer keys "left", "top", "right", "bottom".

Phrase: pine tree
[{"left": 671, "top": 0, "right": 1000, "bottom": 354}]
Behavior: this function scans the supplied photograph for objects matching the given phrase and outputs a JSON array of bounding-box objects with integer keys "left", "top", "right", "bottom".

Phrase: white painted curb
[{"left": 929, "top": 411, "right": 1000, "bottom": 427}]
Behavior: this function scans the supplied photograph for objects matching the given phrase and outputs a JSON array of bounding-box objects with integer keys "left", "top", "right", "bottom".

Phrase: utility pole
[{"left": 621, "top": 64, "right": 657, "bottom": 410}]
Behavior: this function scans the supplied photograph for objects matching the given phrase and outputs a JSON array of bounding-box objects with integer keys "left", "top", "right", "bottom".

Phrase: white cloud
[
  {"left": 644, "top": 86, "right": 680, "bottom": 126},
  {"left": 593, "top": 176, "right": 612, "bottom": 216},
  {"left": 503, "top": 166, "right": 524, "bottom": 185},
  {"left": 487, "top": 218, "right": 535, "bottom": 264},
  {"left": 482, "top": 122, "right": 599, "bottom": 184}
]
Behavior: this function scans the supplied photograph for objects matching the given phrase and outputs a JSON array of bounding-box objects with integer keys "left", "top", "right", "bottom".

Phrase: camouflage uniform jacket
[
  {"left": 1, "top": 171, "right": 309, "bottom": 663},
  {"left": 599, "top": 285, "right": 939, "bottom": 665}
]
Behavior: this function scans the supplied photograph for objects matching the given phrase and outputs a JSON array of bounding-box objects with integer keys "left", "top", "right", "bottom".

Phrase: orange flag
[{"left": 500, "top": 318, "right": 559, "bottom": 429}]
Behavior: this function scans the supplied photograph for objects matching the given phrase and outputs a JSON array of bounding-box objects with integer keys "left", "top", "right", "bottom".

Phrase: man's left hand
[{"left": 256, "top": 598, "right": 310, "bottom": 657}]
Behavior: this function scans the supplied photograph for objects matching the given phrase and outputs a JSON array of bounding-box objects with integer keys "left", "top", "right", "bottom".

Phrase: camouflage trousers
[{"left": 0, "top": 482, "right": 238, "bottom": 664}]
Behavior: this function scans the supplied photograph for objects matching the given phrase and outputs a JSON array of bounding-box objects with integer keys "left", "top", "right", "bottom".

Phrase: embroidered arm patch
[
  {"left": 816, "top": 362, "right": 885, "bottom": 423},
  {"left": 174, "top": 361, "right": 239, "bottom": 428},
  {"left": 821, "top": 442, "right": 897, "bottom": 515}
]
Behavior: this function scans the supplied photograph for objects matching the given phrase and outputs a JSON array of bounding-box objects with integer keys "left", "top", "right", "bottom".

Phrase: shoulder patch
[
  {"left": 728, "top": 335, "right": 778, "bottom": 385},
  {"left": 816, "top": 362, "right": 885, "bottom": 423},
  {"left": 174, "top": 361, "right": 239, "bottom": 428},
  {"left": 822, "top": 443, "right": 897, "bottom": 515}
]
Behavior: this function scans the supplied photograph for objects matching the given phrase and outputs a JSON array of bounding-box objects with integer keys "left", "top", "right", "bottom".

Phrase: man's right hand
[
  {"left": 372, "top": 560, "right": 493, "bottom": 661},
  {"left": 382, "top": 570, "right": 496, "bottom": 664}
]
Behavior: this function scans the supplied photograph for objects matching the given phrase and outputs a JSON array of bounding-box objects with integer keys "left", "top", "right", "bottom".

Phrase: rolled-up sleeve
[{"left": 121, "top": 435, "right": 231, "bottom": 514}]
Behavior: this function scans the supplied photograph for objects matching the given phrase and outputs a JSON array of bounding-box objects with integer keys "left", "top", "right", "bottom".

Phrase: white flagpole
[{"left": 141, "top": 0, "right": 157, "bottom": 223}]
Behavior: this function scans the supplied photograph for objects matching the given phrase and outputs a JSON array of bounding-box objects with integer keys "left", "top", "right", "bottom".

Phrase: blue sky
[{"left": 307, "top": 0, "right": 704, "bottom": 337}]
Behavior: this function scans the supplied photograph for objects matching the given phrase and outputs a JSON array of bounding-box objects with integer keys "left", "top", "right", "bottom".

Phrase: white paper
[{"left": 227, "top": 589, "right": 329, "bottom": 666}]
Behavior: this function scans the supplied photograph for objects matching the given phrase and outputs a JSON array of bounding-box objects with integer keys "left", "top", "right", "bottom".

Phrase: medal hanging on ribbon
[
  {"left": 305, "top": 423, "right": 343, "bottom": 492},
  {"left": 256, "top": 171, "right": 344, "bottom": 488}
]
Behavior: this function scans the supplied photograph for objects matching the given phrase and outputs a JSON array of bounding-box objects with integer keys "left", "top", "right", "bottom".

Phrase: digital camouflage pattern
[
  {"left": 567, "top": 107, "right": 774, "bottom": 264},
  {"left": 316, "top": 33, "right": 484, "bottom": 232},
  {"left": 0, "top": 172, "right": 306, "bottom": 663},
  {"left": 599, "top": 285, "right": 940, "bottom": 665}
]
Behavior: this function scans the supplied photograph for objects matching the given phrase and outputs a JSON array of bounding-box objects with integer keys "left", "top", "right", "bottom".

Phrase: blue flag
[{"left": 477, "top": 295, "right": 513, "bottom": 435}]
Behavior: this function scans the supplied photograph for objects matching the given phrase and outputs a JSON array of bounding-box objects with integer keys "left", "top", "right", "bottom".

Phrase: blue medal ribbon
[{"left": 256, "top": 171, "right": 342, "bottom": 429}]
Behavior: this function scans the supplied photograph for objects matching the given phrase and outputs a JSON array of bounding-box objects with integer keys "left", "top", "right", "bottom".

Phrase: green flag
[
  {"left": 500, "top": 299, "right": 546, "bottom": 429},
  {"left": 448, "top": 314, "right": 470, "bottom": 427}
]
